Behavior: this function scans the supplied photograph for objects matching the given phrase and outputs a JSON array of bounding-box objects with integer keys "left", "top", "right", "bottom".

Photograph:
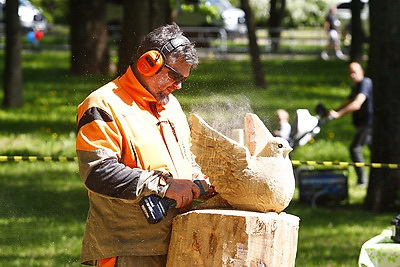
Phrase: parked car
[
  {"left": 0, "top": 0, "right": 48, "bottom": 32},
  {"left": 175, "top": 0, "right": 247, "bottom": 35}
]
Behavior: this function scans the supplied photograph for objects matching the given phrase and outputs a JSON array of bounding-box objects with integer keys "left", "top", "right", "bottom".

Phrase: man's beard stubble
[{"left": 156, "top": 92, "right": 170, "bottom": 106}]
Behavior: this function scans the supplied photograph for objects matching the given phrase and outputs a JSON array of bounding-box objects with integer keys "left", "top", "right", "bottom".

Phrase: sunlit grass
[{"left": 286, "top": 197, "right": 394, "bottom": 267}]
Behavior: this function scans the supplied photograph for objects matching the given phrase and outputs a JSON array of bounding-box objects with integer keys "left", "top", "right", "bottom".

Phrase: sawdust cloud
[{"left": 190, "top": 94, "right": 253, "bottom": 139}]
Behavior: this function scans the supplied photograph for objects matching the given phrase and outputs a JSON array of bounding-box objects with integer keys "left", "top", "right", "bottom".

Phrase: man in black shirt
[{"left": 329, "top": 62, "right": 373, "bottom": 185}]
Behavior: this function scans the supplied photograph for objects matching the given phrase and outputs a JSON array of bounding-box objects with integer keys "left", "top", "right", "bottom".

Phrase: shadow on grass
[
  {"left": 0, "top": 254, "right": 80, "bottom": 267},
  {"left": 0, "top": 117, "right": 75, "bottom": 135},
  {"left": 0, "top": 182, "right": 87, "bottom": 220},
  {"left": 0, "top": 162, "right": 87, "bottom": 265}
]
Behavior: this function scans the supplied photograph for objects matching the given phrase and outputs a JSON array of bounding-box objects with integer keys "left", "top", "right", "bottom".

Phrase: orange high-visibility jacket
[{"left": 76, "top": 66, "right": 194, "bottom": 265}]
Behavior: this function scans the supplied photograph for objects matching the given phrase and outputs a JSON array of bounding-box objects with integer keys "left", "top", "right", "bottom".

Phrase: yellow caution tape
[
  {"left": 0, "top": 156, "right": 398, "bottom": 169},
  {"left": 0, "top": 156, "right": 77, "bottom": 162},
  {"left": 291, "top": 160, "right": 399, "bottom": 169}
]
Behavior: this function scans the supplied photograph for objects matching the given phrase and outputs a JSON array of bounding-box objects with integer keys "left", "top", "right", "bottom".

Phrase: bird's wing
[
  {"left": 190, "top": 113, "right": 250, "bottom": 183},
  {"left": 245, "top": 113, "right": 274, "bottom": 156}
]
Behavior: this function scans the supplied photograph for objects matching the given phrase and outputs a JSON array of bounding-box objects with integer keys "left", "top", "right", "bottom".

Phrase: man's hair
[{"left": 135, "top": 23, "right": 199, "bottom": 67}]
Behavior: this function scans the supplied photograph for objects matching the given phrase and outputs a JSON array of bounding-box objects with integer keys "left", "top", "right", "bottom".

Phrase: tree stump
[{"left": 166, "top": 209, "right": 300, "bottom": 267}]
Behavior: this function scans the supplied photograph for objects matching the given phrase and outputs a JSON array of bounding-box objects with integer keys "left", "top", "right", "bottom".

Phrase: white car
[
  {"left": 207, "top": 0, "right": 246, "bottom": 33},
  {"left": 176, "top": 0, "right": 247, "bottom": 34},
  {"left": 0, "top": 0, "right": 48, "bottom": 32}
]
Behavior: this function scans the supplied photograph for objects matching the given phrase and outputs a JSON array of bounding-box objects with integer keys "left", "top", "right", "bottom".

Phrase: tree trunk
[
  {"left": 117, "top": 0, "right": 171, "bottom": 75},
  {"left": 240, "top": 0, "right": 266, "bottom": 89},
  {"left": 3, "top": 0, "right": 23, "bottom": 107},
  {"left": 117, "top": 0, "right": 150, "bottom": 75},
  {"left": 350, "top": 0, "right": 363, "bottom": 62},
  {"left": 268, "top": 0, "right": 286, "bottom": 52},
  {"left": 364, "top": 0, "right": 400, "bottom": 212},
  {"left": 70, "top": 0, "right": 109, "bottom": 75},
  {"left": 149, "top": 0, "right": 171, "bottom": 28},
  {"left": 167, "top": 210, "right": 299, "bottom": 267}
]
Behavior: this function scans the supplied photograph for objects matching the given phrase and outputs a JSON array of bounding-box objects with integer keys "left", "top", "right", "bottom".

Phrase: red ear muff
[
  {"left": 137, "top": 50, "right": 164, "bottom": 76},
  {"left": 136, "top": 36, "right": 190, "bottom": 77}
]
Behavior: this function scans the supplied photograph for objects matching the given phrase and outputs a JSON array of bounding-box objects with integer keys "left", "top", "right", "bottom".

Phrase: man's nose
[{"left": 172, "top": 81, "right": 182, "bottom": 89}]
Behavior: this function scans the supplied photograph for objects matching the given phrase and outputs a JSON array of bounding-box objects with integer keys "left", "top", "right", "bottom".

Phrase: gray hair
[{"left": 135, "top": 23, "right": 198, "bottom": 67}]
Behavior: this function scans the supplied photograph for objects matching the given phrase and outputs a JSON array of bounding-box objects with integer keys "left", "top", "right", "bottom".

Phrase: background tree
[
  {"left": 3, "top": 0, "right": 23, "bottom": 107},
  {"left": 117, "top": 0, "right": 170, "bottom": 75},
  {"left": 31, "top": 0, "right": 69, "bottom": 24},
  {"left": 349, "top": 0, "right": 363, "bottom": 62},
  {"left": 240, "top": 0, "right": 266, "bottom": 88},
  {"left": 70, "top": 0, "right": 109, "bottom": 75},
  {"left": 364, "top": 0, "right": 400, "bottom": 212},
  {"left": 150, "top": 0, "right": 172, "bottom": 27},
  {"left": 268, "top": 0, "right": 286, "bottom": 52}
]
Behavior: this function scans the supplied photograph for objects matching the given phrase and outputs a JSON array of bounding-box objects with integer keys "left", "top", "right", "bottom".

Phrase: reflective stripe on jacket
[{"left": 76, "top": 66, "right": 193, "bottom": 265}]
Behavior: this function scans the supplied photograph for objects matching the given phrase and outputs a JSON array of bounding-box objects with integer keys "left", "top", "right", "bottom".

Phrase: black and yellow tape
[
  {"left": 0, "top": 156, "right": 399, "bottom": 169},
  {"left": 0, "top": 156, "right": 77, "bottom": 162},
  {"left": 291, "top": 160, "right": 399, "bottom": 169}
]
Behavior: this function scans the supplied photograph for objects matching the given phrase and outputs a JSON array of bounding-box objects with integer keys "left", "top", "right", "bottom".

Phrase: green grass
[
  {"left": 288, "top": 203, "right": 394, "bottom": 266},
  {"left": 0, "top": 162, "right": 85, "bottom": 266},
  {"left": 0, "top": 50, "right": 396, "bottom": 266}
]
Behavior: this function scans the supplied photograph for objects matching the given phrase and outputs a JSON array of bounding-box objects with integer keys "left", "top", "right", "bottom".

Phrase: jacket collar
[{"left": 116, "top": 66, "right": 165, "bottom": 112}]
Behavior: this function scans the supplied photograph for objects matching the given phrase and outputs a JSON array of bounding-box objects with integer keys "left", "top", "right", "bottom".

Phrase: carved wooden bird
[{"left": 190, "top": 113, "right": 295, "bottom": 213}]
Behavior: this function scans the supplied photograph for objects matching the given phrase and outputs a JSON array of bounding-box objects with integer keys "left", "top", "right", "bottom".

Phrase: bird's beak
[{"left": 283, "top": 147, "right": 293, "bottom": 158}]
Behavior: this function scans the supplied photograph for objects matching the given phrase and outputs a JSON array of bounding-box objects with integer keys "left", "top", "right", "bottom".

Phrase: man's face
[
  {"left": 146, "top": 61, "right": 191, "bottom": 105},
  {"left": 348, "top": 64, "right": 364, "bottom": 83}
]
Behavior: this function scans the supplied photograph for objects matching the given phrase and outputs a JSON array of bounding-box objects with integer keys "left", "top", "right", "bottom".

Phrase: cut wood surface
[{"left": 167, "top": 209, "right": 300, "bottom": 267}]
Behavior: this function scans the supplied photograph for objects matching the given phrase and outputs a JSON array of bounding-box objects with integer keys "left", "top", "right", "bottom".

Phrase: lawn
[{"left": 0, "top": 50, "right": 396, "bottom": 266}]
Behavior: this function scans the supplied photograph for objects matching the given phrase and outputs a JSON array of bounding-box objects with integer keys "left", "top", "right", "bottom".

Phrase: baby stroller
[
  {"left": 288, "top": 104, "right": 348, "bottom": 207},
  {"left": 289, "top": 103, "right": 330, "bottom": 150}
]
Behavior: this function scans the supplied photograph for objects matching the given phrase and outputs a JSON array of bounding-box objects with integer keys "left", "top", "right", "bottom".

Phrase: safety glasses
[{"left": 165, "top": 64, "right": 187, "bottom": 83}]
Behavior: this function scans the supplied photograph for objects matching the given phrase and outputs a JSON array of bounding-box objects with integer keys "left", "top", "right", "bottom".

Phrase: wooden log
[{"left": 167, "top": 209, "right": 299, "bottom": 267}]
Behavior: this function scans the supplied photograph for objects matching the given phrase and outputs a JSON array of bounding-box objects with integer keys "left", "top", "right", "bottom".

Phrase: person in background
[
  {"left": 76, "top": 23, "right": 208, "bottom": 266},
  {"left": 328, "top": 62, "right": 373, "bottom": 185},
  {"left": 273, "top": 109, "right": 291, "bottom": 141},
  {"left": 321, "top": 5, "right": 346, "bottom": 60}
]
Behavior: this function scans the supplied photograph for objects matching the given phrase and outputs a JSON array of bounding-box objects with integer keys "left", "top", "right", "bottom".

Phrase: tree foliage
[
  {"left": 30, "top": 0, "right": 69, "bottom": 24},
  {"left": 284, "top": 0, "right": 331, "bottom": 27}
]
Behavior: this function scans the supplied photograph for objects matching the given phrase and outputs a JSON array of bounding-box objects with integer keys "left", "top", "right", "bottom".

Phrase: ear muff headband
[
  {"left": 137, "top": 36, "right": 191, "bottom": 77},
  {"left": 160, "top": 36, "right": 190, "bottom": 55}
]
